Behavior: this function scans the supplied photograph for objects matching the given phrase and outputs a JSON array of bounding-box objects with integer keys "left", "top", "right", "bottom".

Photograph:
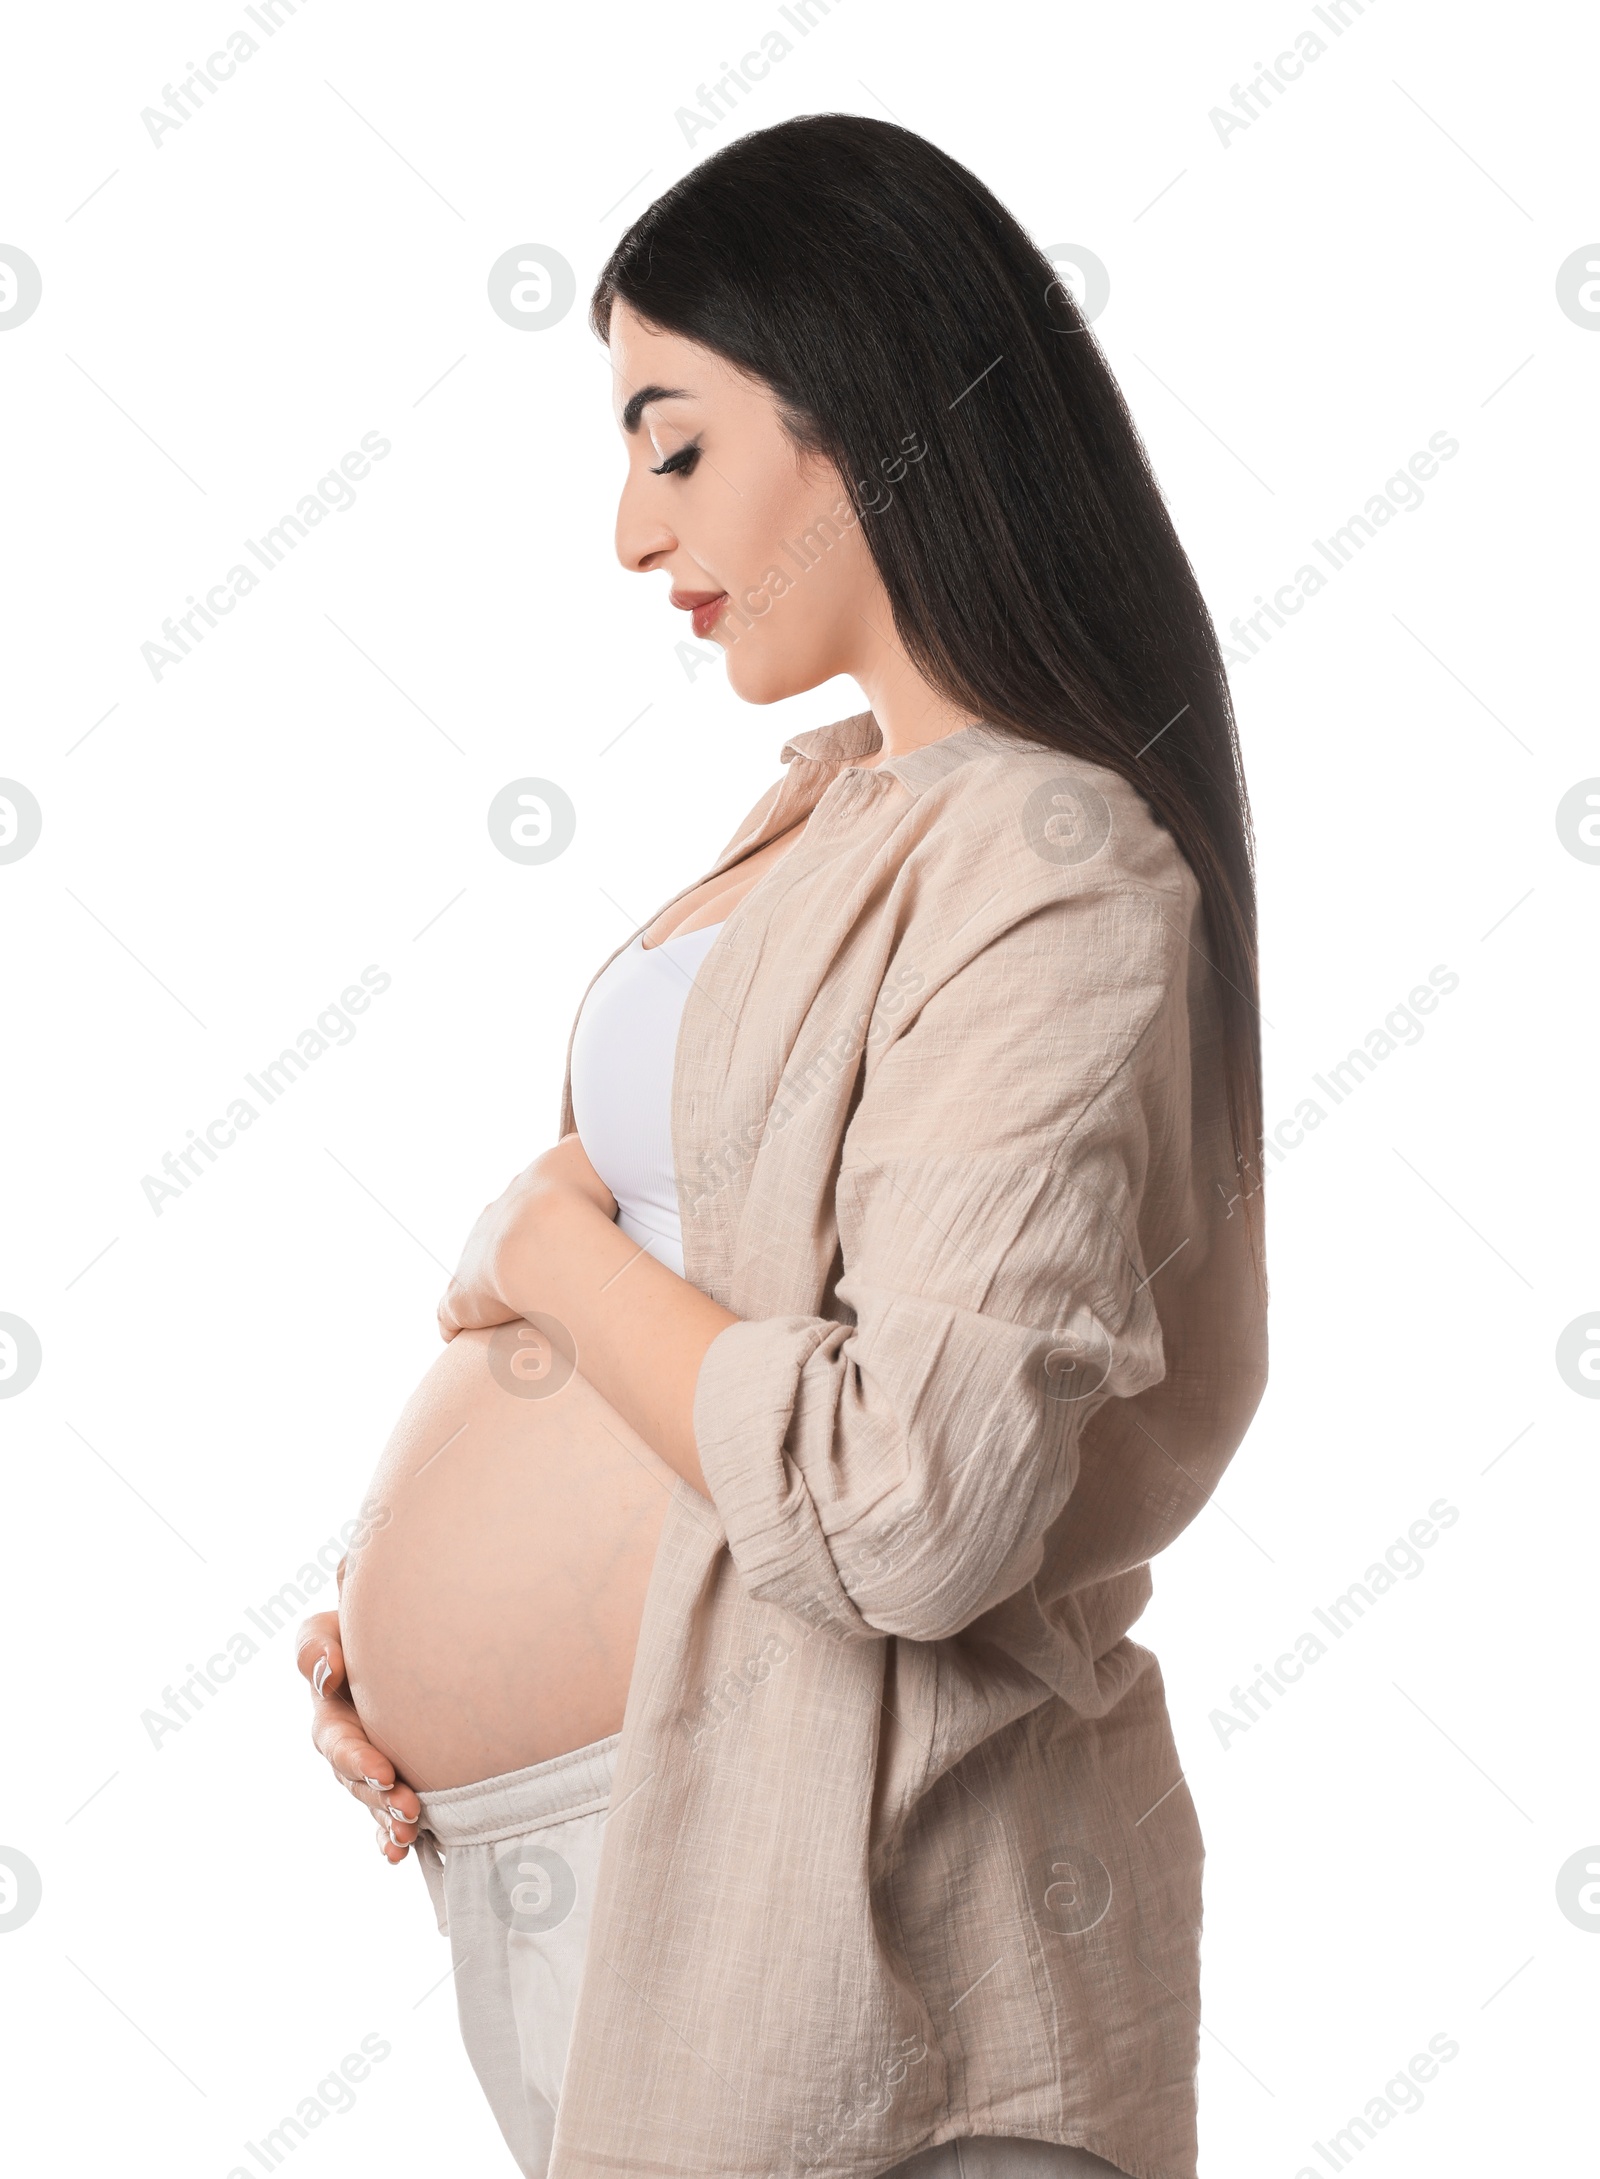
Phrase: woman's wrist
[
  {"left": 495, "top": 1173, "right": 612, "bottom": 1323},
  {"left": 539, "top": 1133, "right": 618, "bottom": 1221}
]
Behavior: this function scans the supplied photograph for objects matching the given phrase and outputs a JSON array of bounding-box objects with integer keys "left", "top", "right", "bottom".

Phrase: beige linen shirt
[{"left": 550, "top": 713, "right": 1268, "bottom": 2179}]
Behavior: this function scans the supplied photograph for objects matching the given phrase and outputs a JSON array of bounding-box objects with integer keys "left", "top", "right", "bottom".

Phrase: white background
[{"left": 1, "top": 2, "right": 1595, "bottom": 2173}]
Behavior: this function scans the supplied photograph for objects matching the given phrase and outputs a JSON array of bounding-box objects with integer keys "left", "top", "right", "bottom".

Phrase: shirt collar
[
  {"left": 780, "top": 712, "right": 1006, "bottom": 795},
  {"left": 778, "top": 711, "right": 882, "bottom": 769}
]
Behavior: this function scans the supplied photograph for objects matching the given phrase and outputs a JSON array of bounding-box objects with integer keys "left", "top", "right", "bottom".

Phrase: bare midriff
[{"left": 337, "top": 1327, "right": 677, "bottom": 1791}]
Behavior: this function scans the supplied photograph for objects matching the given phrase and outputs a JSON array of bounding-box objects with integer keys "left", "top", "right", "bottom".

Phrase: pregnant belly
[{"left": 338, "top": 1325, "right": 678, "bottom": 1791}]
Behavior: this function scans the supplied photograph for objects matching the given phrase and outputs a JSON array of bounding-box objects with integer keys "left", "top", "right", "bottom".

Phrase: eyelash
[{"left": 649, "top": 440, "right": 701, "bottom": 477}]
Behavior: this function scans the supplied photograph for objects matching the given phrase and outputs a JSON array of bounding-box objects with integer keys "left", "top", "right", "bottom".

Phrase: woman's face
[{"left": 609, "top": 301, "right": 881, "bottom": 705}]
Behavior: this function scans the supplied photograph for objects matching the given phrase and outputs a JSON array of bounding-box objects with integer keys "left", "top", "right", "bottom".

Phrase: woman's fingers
[
  {"left": 314, "top": 1700, "right": 422, "bottom": 1843},
  {"left": 295, "top": 1611, "right": 344, "bottom": 1694},
  {"left": 296, "top": 1608, "right": 419, "bottom": 1867},
  {"left": 311, "top": 1697, "right": 413, "bottom": 1808},
  {"left": 298, "top": 1611, "right": 422, "bottom": 1857},
  {"left": 436, "top": 1279, "right": 518, "bottom": 1341},
  {"left": 311, "top": 1695, "right": 389, "bottom": 1786},
  {"left": 437, "top": 1278, "right": 473, "bottom": 1338}
]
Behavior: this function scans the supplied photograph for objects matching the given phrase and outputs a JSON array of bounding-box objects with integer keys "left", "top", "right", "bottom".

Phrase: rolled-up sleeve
[{"left": 693, "top": 880, "right": 1187, "bottom": 1644}]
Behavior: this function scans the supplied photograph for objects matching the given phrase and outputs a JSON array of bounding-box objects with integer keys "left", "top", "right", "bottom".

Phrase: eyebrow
[{"left": 621, "top": 383, "right": 690, "bottom": 433}]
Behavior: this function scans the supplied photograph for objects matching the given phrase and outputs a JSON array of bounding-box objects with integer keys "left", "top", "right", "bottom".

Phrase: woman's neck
[{"left": 850, "top": 657, "right": 983, "bottom": 764}]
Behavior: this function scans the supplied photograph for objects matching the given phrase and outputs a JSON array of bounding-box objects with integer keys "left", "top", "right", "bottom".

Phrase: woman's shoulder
[{"left": 895, "top": 723, "right": 1197, "bottom": 909}]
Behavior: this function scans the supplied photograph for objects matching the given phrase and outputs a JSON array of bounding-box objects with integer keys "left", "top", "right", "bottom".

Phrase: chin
[{"left": 724, "top": 640, "right": 830, "bottom": 708}]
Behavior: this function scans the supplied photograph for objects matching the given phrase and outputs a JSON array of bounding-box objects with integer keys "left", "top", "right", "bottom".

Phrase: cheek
[
  {"left": 781, "top": 504, "right": 871, "bottom": 622},
  {"left": 690, "top": 436, "right": 871, "bottom": 678},
  {"left": 723, "top": 514, "right": 870, "bottom": 700},
  {"left": 714, "top": 468, "right": 814, "bottom": 590}
]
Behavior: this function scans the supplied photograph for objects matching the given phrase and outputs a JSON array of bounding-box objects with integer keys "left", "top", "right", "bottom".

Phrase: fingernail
[
  {"left": 385, "top": 1805, "right": 408, "bottom": 1824},
  {"left": 362, "top": 1775, "right": 386, "bottom": 1790},
  {"left": 312, "top": 1658, "right": 332, "bottom": 1696}
]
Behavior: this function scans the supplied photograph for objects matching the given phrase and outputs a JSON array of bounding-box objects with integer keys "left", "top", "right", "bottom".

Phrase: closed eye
[{"left": 649, "top": 440, "right": 702, "bottom": 477}]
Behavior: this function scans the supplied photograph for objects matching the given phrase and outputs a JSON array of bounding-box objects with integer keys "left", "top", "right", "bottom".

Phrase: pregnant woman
[{"left": 298, "top": 116, "right": 1268, "bottom": 2179}]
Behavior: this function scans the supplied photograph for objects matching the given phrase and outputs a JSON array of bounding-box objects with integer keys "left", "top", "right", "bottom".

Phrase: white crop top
[{"left": 568, "top": 920, "right": 726, "bottom": 1278}]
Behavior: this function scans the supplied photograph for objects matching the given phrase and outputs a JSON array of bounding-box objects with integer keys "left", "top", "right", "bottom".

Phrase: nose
[{"left": 614, "top": 460, "right": 677, "bottom": 577}]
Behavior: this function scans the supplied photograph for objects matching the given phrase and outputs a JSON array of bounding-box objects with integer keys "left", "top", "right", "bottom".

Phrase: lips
[{"left": 669, "top": 588, "right": 729, "bottom": 639}]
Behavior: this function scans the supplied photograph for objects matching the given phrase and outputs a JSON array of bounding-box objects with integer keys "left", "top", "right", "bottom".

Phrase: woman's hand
[
  {"left": 296, "top": 1594, "right": 420, "bottom": 1865},
  {"left": 437, "top": 1133, "right": 616, "bottom": 1341}
]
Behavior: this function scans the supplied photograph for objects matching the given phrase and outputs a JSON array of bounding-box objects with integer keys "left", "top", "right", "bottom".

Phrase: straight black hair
[{"left": 592, "top": 114, "right": 1265, "bottom": 1256}]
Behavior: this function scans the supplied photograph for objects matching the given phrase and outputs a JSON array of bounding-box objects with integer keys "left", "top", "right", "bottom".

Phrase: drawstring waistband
[{"left": 411, "top": 1734, "right": 622, "bottom": 1938}]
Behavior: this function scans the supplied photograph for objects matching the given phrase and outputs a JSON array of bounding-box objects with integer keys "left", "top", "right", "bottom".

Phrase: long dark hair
[{"left": 591, "top": 114, "right": 1264, "bottom": 1251}]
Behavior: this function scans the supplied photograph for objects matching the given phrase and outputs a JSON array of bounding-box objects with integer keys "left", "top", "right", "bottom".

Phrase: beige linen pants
[
  {"left": 414, "top": 1732, "right": 620, "bottom": 2179},
  {"left": 415, "top": 1735, "right": 1130, "bottom": 2179}
]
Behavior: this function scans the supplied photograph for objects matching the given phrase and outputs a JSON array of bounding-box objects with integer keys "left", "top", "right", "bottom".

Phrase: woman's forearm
[{"left": 498, "top": 1185, "right": 735, "bottom": 1497}]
